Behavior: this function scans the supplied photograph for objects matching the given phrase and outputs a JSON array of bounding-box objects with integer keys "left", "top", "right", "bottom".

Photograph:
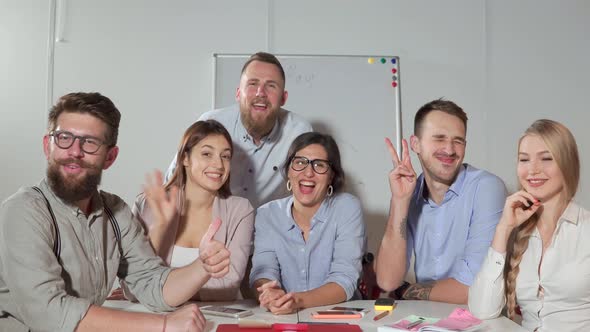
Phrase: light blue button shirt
[
  {"left": 165, "top": 105, "right": 312, "bottom": 208},
  {"left": 250, "top": 193, "right": 366, "bottom": 300},
  {"left": 406, "top": 164, "right": 506, "bottom": 286}
]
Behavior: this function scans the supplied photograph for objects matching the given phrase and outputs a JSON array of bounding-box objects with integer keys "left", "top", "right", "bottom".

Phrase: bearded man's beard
[
  {"left": 47, "top": 158, "right": 103, "bottom": 204},
  {"left": 240, "top": 98, "right": 279, "bottom": 139}
]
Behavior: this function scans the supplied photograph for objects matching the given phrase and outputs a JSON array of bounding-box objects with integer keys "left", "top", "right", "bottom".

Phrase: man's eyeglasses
[
  {"left": 48, "top": 130, "right": 106, "bottom": 154},
  {"left": 290, "top": 156, "right": 331, "bottom": 174}
]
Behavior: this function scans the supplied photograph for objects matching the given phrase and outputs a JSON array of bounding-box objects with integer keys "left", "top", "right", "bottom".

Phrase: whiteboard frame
[{"left": 212, "top": 53, "right": 403, "bottom": 156}]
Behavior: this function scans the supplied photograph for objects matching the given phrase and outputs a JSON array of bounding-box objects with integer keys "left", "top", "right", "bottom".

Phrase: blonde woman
[{"left": 469, "top": 119, "right": 590, "bottom": 331}]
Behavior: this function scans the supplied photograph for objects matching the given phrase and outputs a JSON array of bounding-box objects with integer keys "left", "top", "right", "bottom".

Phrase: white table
[{"left": 103, "top": 299, "right": 527, "bottom": 331}]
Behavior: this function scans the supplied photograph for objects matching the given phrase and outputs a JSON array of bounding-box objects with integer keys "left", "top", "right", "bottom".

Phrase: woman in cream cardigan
[{"left": 134, "top": 120, "right": 254, "bottom": 301}]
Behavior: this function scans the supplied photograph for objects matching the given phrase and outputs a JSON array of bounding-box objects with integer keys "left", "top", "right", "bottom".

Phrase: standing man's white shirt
[{"left": 165, "top": 104, "right": 312, "bottom": 208}]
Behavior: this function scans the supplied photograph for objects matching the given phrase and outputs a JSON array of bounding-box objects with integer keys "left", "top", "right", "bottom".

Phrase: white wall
[
  {"left": 0, "top": 0, "right": 50, "bottom": 199},
  {"left": 2, "top": 0, "right": 589, "bottom": 254}
]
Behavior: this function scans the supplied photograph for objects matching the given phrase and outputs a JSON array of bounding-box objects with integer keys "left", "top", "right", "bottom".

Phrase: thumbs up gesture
[{"left": 199, "top": 217, "right": 231, "bottom": 278}]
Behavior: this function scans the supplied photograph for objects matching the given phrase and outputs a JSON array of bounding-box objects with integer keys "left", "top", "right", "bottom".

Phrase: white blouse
[
  {"left": 170, "top": 245, "right": 200, "bottom": 268},
  {"left": 468, "top": 201, "right": 590, "bottom": 331}
]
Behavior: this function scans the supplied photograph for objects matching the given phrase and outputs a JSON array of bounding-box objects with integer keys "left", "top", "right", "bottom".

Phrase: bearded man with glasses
[{"left": 0, "top": 92, "right": 217, "bottom": 332}]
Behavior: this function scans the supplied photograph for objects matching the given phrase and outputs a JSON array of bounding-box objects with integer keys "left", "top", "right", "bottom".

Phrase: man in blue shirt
[
  {"left": 374, "top": 99, "right": 506, "bottom": 304},
  {"left": 165, "top": 52, "right": 312, "bottom": 208}
]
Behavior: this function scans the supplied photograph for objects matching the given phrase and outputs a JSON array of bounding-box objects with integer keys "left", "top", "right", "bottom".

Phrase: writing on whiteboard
[{"left": 285, "top": 64, "right": 316, "bottom": 88}]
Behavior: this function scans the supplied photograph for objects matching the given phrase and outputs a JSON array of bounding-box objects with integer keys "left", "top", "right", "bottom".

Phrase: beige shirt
[
  {"left": 0, "top": 179, "right": 174, "bottom": 332},
  {"left": 133, "top": 193, "right": 254, "bottom": 301},
  {"left": 469, "top": 201, "right": 590, "bottom": 331}
]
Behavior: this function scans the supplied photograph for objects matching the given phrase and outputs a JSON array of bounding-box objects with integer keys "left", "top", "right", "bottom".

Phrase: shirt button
[
  {"left": 300, "top": 248, "right": 305, "bottom": 252},
  {"left": 243, "top": 187, "right": 248, "bottom": 191},
  {"left": 301, "top": 269, "right": 305, "bottom": 274},
  {"left": 248, "top": 169, "right": 253, "bottom": 173}
]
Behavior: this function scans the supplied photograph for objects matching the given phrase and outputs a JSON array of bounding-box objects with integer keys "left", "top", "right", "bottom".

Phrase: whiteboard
[{"left": 213, "top": 54, "right": 401, "bottom": 240}]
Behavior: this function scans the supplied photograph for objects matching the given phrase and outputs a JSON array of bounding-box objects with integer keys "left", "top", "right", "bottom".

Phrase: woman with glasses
[
  {"left": 250, "top": 132, "right": 366, "bottom": 314},
  {"left": 123, "top": 120, "right": 254, "bottom": 301},
  {"left": 469, "top": 120, "right": 590, "bottom": 331}
]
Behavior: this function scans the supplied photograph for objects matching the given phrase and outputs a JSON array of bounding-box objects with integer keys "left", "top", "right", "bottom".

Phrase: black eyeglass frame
[
  {"left": 290, "top": 156, "right": 332, "bottom": 174},
  {"left": 48, "top": 130, "right": 107, "bottom": 154}
]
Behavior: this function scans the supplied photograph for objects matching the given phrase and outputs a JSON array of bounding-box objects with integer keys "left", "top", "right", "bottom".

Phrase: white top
[
  {"left": 170, "top": 245, "right": 200, "bottom": 268},
  {"left": 468, "top": 201, "right": 590, "bottom": 331}
]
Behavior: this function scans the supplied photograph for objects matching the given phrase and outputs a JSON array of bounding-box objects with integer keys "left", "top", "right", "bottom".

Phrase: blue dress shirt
[
  {"left": 165, "top": 105, "right": 312, "bottom": 208},
  {"left": 406, "top": 164, "right": 506, "bottom": 286},
  {"left": 250, "top": 193, "right": 366, "bottom": 300}
]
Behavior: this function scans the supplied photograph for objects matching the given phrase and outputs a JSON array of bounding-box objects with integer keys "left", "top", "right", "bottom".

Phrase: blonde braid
[{"left": 503, "top": 215, "right": 538, "bottom": 320}]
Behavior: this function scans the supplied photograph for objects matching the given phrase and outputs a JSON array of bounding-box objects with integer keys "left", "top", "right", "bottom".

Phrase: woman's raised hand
[{"left": 143, "top": 170, "right": 179, "bottom": 227}]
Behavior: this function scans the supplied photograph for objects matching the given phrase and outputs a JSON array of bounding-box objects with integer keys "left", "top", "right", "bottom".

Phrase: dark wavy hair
[{"left": 283, "top": 132, "right": 345, "bottom": 193}]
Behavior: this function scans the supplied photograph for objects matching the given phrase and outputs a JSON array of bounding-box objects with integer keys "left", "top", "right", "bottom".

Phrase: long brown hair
[
  {"left": 503, "top": 119, "right": 580, "bottom": 319},
  {"left": 166, "top": 119, "right": 233, "bottom": 198}
]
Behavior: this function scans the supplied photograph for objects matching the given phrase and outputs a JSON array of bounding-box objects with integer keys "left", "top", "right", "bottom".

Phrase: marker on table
[
  {"left": 373, "top": 310, "right": 390, "bottom": 321},
  {"left": 406, "top": 317, "right": 426, "bottom": 329}
]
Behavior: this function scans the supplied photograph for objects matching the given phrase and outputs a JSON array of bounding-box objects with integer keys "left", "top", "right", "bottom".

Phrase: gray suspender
[{"left": 32, "top": 186, "right": 123, "bottom": 260}]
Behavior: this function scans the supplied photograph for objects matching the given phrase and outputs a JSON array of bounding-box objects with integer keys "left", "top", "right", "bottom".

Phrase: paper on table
[
  {"left": 377, "top": 309, "right": 482, "bottom": 332},
  {"left": 378, "top": 315, "right": 439, "bottom": 332},
  {"left": 430, "top": 308, "right": 482, "bottom": 330}
]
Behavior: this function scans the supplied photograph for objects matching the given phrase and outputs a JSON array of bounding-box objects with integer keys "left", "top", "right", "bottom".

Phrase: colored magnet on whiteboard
[
  {"left": 380, "top": 58, "right": 386, "bottom": 64},
  {"left": 391, "top": 58, "right": 397, "bottom": 64},
  {"left": 391, "top": 68, "right": 397, "bottom": 74},
  {"left": 368, "top": 58, "right": 375, "bottom": 64},
  {"left": 391, "top": 76, "right": 397, "bottom": 81},
  {"left": 392, "top": 82, "right": 398, "bottom": 88}
]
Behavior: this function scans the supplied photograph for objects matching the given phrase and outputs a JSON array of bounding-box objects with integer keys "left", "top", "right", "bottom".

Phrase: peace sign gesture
[{"left": 385, "top": 137, "right": 417, "bottom": 201}]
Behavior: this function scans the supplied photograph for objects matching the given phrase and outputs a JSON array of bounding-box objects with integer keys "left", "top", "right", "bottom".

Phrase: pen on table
[
  {"left": 406, "top": 317, "right": 425, "bottom": 329},
  {"left": 373, "top": 310, "right": 390, "bottom": 321}
]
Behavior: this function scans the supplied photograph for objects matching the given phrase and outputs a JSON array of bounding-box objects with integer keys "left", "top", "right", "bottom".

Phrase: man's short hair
[
  {"left": 414, "top": 98, "right": 468, "bottom": 137},
  {"left": 48, "top": 92, "right": 121, "bottom": 146},
  {"left": 240, "top": 52, "right": 286, "bottom": 84}
]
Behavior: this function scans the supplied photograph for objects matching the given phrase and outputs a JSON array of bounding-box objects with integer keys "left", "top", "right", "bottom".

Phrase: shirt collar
[
  {"left": 42, "top": 178, "right": 104, "bottom": 218},
  {"left": 559, "top": 200, "right": 581, "bottom": 225},
  {"left": 237, "top": 109, "right": 282, "bottom": 145},
  {"left": 283, "top": 195, "right": 330, "bottom": 231},
  {"left": 415, "top": 164, "right": 468, "bottom": 204},
  {"left": 447, "top": 164, "right": 468, "bottom": 196}
]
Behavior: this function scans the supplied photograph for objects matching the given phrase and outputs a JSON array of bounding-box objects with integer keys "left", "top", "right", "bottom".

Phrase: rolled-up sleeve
[
  {"left": 449, "top": 176, "right": 506, "bottom": 286},
  {"left": 325, "top": 195, "right": 365, "bottom": 300},
  {"left": 108, "top": 197, "right": 176, "bottom": 312},
  {"left": 468, "top": 247, "right": 507, "bottom": 319},
  {"left": 0, "top": 196, "right": 91, "bottom": 332}
]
